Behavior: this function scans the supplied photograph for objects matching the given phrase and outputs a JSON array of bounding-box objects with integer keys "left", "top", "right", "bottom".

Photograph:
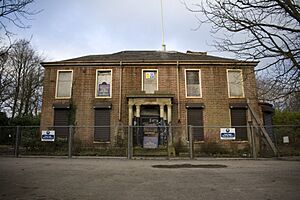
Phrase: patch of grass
[
  {"left": 278, "top": 144, "right": 300, "bottom": 156},
  {"left": 74, "top": 147, "right": 127, "bottom": 157},
  {"left": 133, "top": 146, "right": 168, "bottom": 157}
]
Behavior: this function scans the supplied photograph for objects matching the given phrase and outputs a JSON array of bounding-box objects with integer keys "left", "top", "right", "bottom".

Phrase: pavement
[{"left": 0, "top": 157, "right": 299, "bottom": 200}]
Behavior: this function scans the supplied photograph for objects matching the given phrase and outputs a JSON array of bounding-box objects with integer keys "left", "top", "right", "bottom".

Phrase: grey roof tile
[{"left": 59, "top": 50, "right": 237, "bottom": 62}]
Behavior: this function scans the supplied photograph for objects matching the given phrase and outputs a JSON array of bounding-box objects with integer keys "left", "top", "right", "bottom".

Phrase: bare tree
[
  {"left": 185, "top": 0, "right": 300, "bottom": 101},
  {"left": 0, "top": 1, "right": 42, "bottom": 117},
  {"left": 256, "top": 65, "right": 300, "bottom": 110},
  {"left": 0, "top": 47, "right": 11, "bottom": 107},
  {"left": 286, "top": 92, "right": 300, "bottom": 111},
  {"left": 2, "top": 40, "right": 43, "bottom": 118},
  {"left": 5, "top": 39, "right": 43, "bottom": 118},
  {"left": 0, "top": 0, "right": 38, "bottom": 61},
  {"left": 0, "top": 0, "right": 37, "bottom": 39}
]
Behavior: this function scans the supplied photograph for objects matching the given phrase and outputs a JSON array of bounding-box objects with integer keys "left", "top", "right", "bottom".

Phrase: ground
[{"left": 0, "top": 157, "right": 299, "bottom": 200}]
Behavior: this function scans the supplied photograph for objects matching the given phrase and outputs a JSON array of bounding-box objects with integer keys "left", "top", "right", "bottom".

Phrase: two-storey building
[{"left": 41, "top": 50, "right": 265, "bottom": 154}]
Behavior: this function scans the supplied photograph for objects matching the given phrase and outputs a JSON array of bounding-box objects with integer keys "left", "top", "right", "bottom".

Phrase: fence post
[
  {"left": 15, "top": 126, "right": 20, "bottom": 158},
  {"left": 68, "top": 125, "right": 73, "bottom": 159},
  {"left": 273, "top": 129, "right": 279, "bottom": 157},
  {"left": 188, "top": 125, "right": 194, "bottom": 159},
  {"left": 249, "top": 121, "right": 257, "bottom": 159},
  {"left": 127, "top": 126, "right": 132, "bottom": 159},
  {"left": 167, "top": 125, "right": 171, "bottom": 159}
]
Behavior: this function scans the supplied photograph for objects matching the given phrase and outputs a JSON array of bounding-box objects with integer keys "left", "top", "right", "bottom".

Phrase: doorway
[{"left": 140, "top": 106, "right": 160, "bottom": 148}]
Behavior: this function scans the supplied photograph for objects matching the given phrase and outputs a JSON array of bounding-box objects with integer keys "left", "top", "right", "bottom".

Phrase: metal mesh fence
[
  {"left": 0, "top": 125, "right": 299, "bottom": 158},
  {"left": 131, "top": 125, "right": 171, "bottom": 157},
  {"left": 272, "top": 125, "right": 300, "bottom": 156},
  {"left": 72, "top": 126, "right": 128, "bottom": 157},
  {"left": 0, "top": 126, "right": 16, "bottom": 156}
]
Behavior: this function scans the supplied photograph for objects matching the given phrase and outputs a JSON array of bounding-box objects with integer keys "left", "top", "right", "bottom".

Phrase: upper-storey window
[
  {"left": 142, "top": 69, "right": 158, "bottom": 94},
  {"left": 56, "top": 70, "right": 73, "bottom": 98},
  {"left": 227, "top": 69, "right": 244, "bottom": 98},
  {"left": 185, "top": 69, "right": 202, "bottom": 98},
  {"left": 96, "top": 69, "right": 112, "bottom": 98}
]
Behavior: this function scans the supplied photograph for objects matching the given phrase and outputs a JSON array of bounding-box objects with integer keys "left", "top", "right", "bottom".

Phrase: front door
[{"left": 140, "top": 106, "right": 160, "bottom": 148}]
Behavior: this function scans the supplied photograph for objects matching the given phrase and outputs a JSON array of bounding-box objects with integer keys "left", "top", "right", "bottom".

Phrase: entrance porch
[{"left": 127, "top": 94, "right": 174, "bottom": 149}]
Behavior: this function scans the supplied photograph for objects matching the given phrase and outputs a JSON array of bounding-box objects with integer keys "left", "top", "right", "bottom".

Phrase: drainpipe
[
  {"left": 118, "top": 61, "right": 123, "bottom": 121},
  {"left": 176, "top": 61, "right": 181, "bottom": 122}
]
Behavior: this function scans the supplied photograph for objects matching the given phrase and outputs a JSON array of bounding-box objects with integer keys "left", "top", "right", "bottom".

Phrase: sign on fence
[
  {"left": 283, "top": 136, "right": 289, "bottom": 144},
  {"left": 220, "top": 128, "right": 236, "bottom": 140},
  {"left": 41, "top": 130, "right": 55, "bottom": 142},
  {"left": 143, "top": 136, "right": 158, "bottom": 149}
]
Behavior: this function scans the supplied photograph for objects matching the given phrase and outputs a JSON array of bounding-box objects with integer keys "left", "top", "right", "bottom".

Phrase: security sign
[
  {"left": 143, "top": 136, "right": 158, "bottom": 149},
  {"left": 41, "top": 130, "right": 55, "bottom": 142},
  {"left": 220, "top": 128, "right": 236, "bottom": 140}
]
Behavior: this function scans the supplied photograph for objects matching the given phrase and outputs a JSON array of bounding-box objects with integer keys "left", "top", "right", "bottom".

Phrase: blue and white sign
[
  {"left": 220, "top": 128, "right": 236, "bottom": 140},
  {"left": 41, "top": 130, "right": 55, "bottom": 142}
]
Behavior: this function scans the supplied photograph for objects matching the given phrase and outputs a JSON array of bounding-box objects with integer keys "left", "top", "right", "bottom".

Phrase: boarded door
[
  {"left": 94, "top": 109, "right": 110, "bottom": 142},
  {"left": 263, "top": 112, "right": 275, "bottom": 142},
  {"left": 230, "top": 108, "right": 247, "bottom": 140},
  {"left": 187, "top": 108, "right": 204, "bottom": 141},
  {"left": 54, "top": 109, "right": 69, "bottom": 138},
  {"left": 260, "top": 103, "right": 275, "bottom": 142}
]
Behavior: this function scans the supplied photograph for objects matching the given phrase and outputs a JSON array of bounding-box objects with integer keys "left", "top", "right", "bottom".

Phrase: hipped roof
[{"left": 41, "top": 50, "right": 258, "bottom": 67}]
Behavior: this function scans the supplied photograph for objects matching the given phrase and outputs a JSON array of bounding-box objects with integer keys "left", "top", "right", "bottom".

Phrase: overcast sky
[{"left": 6, "top": 0, "right": 228, "bottom": 61}]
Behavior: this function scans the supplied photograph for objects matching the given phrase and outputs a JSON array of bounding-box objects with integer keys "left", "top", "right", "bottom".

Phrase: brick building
[{"left": 40, "top": 50, "right": 268, "bottom": 154}]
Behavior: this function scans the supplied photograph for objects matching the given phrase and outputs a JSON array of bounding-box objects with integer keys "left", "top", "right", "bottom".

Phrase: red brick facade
[{"left": 41, "top": 51, "right": 262, "bottom": 153}]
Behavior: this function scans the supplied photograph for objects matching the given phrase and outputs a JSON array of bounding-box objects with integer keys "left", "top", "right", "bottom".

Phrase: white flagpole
[{"left": 160, "top": 0, "right": 166, "bottom": 51}]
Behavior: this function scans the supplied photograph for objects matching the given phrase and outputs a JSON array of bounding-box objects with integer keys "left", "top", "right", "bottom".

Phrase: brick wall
[{"left": 40, "top": 63, "right": 261, "bottom": 151}]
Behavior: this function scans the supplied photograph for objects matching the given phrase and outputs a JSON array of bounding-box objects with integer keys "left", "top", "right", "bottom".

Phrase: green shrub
[{"left": 273, "top": 110, "right": 300, "bottom": 156}]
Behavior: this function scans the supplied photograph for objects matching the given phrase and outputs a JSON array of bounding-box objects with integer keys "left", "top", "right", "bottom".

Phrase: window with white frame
[
  {"left": 56, "top": 70, "right": 73, "bottom": 98},
  {"left": 227, "top": 69, "right": 244, "bottom": 98},
  {"left": 142, "top": 70, "right": 158, "bottom": 94},
  {"left": 185, "top": 69, "right": 202, "bottom": 97},
  {"left": 96, "top": 70, "right": 112, "bottom": 98}
]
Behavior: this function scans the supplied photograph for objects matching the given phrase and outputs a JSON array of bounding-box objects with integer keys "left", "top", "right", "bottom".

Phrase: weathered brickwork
[{"left": 40, "top": 51, "right": 262, "bottom": 152}]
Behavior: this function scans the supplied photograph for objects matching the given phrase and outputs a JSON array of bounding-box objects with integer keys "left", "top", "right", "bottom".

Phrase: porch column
[
  {"left": 135, "top": 104, "right": 141, "bottom": 145},
  {"left": 160, "top": 104, "right": 164, "bottom": 119},
  {"left": 128, "top": 104, "right": 133, "bottom": 126},
  {"left": 167, "top": 104, "right": 172, "bottom": 124}
]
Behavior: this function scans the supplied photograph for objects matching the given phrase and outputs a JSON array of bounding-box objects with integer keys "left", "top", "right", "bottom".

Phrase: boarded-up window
[
  {"left": 227, "top": 70, "right": 244, "bottom": 98},
  {"left": 54, "top": 109, "right": 69, "bottom": 138},
  {"left": 56, "top": 70, "right": 72, "bottom": 98},
  {"left": 94, "top": 109, "right": 110, "bottom": 142},
  {"left": 186, "top": 70, "right": 201, "bottom": 97},
  {"left": 143, "top": 70, "right": 157, "bottom": 94},
  {"left": 96, "top": 70, "right": 112, "bottom": 97},
  {"left": 187, "top": 108, "right": 204, "bottom": 141},
  {"left": 230, "top": 108, "right": 247, "bottom": 140}
]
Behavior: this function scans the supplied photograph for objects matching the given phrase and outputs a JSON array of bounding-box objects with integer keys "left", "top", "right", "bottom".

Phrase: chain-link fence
[
  {"left": 0, "top": 126, "right": 17, "bottom": 156},
  {"left": 0, "top": 126, "right": 69, "bottom": 157},
  {"left": 72, "top": 126, "right": 128, "bottom": 157},
  {"left": 0, "top": 125, "right": 299, "bottom": 158},
  {"left": 272, "top": 125, "right": 300, "bottom": 156}
]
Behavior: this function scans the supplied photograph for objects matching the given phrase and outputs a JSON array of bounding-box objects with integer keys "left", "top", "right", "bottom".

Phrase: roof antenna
[{"left": 160, "top": 0, "right": 166, "bottom": 51}]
